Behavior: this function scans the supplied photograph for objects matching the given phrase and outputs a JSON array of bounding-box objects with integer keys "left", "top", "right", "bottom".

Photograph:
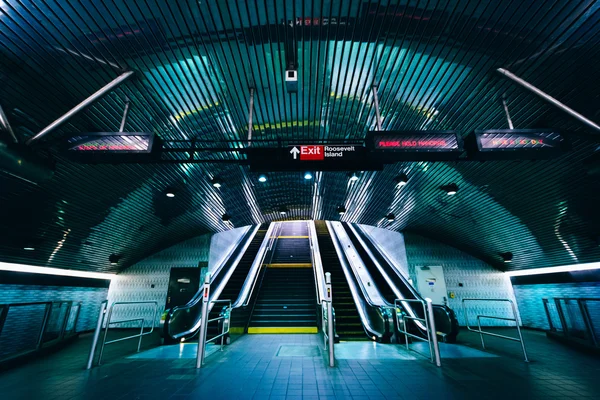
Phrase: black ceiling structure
[{"left": 0, "top": 0, "right": 599, "bottom": 273}]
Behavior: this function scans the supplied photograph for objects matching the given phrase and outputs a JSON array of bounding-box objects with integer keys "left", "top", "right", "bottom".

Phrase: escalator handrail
[
  {"left": 239, "top": 222, "right": 280, "bottom": 307},
  {"left": 328, "top": 222, "right": 385, "bottom": 307},
  {"left": 166, "top": 225, "right": 258, "bottom": 339},
  {"left": 308, "top": 220, "right": 327, "bottom": 304},
  {"left": 326, "top": 221, "right": 386, "bottom": 339},
  {"left": 349, "top": 224, "right": 434, "bottom": 333}
]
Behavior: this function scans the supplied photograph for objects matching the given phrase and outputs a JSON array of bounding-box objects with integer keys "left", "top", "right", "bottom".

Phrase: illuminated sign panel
[
  {"left": 367, "top": 130, "right": 462, "bottom": 161},
  {"left": 475, "top": 129, "right": 563, "bottom": 150},
  {"left": 468, "top": 129, "right": 565, "bottom": 160},
  {"left": 67, "top": 133, "right": 154, "bottom": 154}
]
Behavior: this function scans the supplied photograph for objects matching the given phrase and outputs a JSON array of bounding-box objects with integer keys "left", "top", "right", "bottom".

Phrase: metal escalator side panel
[
  {"left": 352, "top": 224, "right": 459, "bottom": 339},
  {"left": 346, "top": 223, "right": 426, "bottom": 332},
  {"left": 326, "top": 221, "right": 386, "bottom": 340},
  {"left": 309, "top": 220, "right": 327, "bottom": 304},
  {"left": 165, "top": 225, "right": 259, "bottom": 340},
  {"left": 235, "top": 222, "right": 279, "bottom": 308}
]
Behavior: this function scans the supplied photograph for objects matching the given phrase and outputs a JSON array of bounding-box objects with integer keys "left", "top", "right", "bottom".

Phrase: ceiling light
[
  {"left": 165, "top": 187, "right": 177, "bottom": 197},
  {"left": 258, "top": 174, "right": 267, "bottom": 183},
  {"left": 304, "top": 172, "right": 313, "bottom": 180},
  {"left": 337, "top": 206, "right": 346, "bottom": 215},
  {"left": 501, "top": 252, "right": 513, "bottom": 263},
  {"left": 109, "top": 254, "right": 121, "bottom": 266},
  {"left": 386, "top": 213, "right": 395, "bottom": 222},
  {"left": 166, "top": 192, "right": 175, "bottom": 198},
  {"left": 23, "top": 246, "right": 35, "bottom": 251},
  {"left": 349, "top": 172, "right": 359, "bottom": 182},
  {"left": 279, "top": 207, "right": 288, "bottom": 215},
  {"left": 505, "top": 262, "right": 600, "bottom": 277},
  {"left": 394, "top": 173, "right": 408, "bottom": 187},
  {"left": 0, "top": 262, "right": 115, "bottom": 280},
  {"left": 442, "top": 183, "right": 458, "bottom": 195},
  {"left": 211, "top": 178, "right": 222, "bottom": 188},
  {"left": 221, "top": 213, "right": 231, "bottom": 222}
]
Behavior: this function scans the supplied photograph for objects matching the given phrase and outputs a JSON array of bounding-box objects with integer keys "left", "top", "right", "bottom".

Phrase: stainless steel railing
[
  {"left": 394, "top": 298, "right": 441, "bottom": 367},
  {"left": 543, "top": 297, "right": 600, "bottom": 348},
  {"left": 86, "top": 300, "right": 158, "bottom": 368},
  {"left": 320, "top": 272, "right": 335, "bottom": 367},
  {"left": 196, "top": 273, "right": 233, "bottom": 368},
  {"left": 0, "top": 300, "right": 81, "bottom": 364},
  {"left": 461, "top": 298, "right": 528, "bottom": 362}
]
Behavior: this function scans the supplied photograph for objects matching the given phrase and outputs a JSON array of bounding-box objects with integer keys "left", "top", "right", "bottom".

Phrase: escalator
[
  {"left": 206, "top": 225, "right": 269, "bottom": 339},
  {"left": 162, "top": 224, "right": 268, "bottom": 342},
  {"left": 343, "top": 223, "right": 459, "bottom": 343},
  {"left": 248, "top": 221, "right": 318, "bottom": 333},
  {"left": 314, "top": 220, "right": 366, "bottom": 340}
]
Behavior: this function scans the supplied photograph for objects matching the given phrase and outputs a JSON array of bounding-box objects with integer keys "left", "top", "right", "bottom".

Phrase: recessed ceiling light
[
  {"left": 394, "top": 173, "right": 408, "bottom": 187},
  {"left": 304, "top": 172, "right": 313, "bottom": 180},
  {"left": 109, "top": 254, "right": 121, "bottom": 266},
  {"left": 501, "top": 252, "right": 513, "bottom": 263},
  {"left": 279, "top": 207, "right": 288, "bottom": 215},
  {"left": 166, "top": 192, "right": 175, "bottom": 198},
  {"left": 337, "top": 206, "right": 346, "bottom": 215},
  {"left": 258, "top": 174, "right": 267, "bottom": 183},
  {"left": 442, "top": 183, "right": 458, "bottom": 195},
  {"left": 212, "top": 178, "right": 222, "bottom": 188},
  {"left": 222, "top": 213, "right": 231, "bottom": 222},
  {"left": 23, "top": 246, "right": 35, "bottom": 251},
  {"left": 386, "top": 213, "right": 395, "bottom": 222},
  {"left": 349, "top": 172, "right": 359, "bottom": 182},
  {"left": 165, "top": 187, "right": 177, "bottom": 197}
]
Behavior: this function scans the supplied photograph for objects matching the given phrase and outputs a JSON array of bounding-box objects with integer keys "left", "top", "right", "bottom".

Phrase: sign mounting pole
[
  {"left": 247, "top": 87, "right": 254, "bottom": 146},
  {"left": 27, "top": 70, "right": 135, "bottom": 145},
  {"left": 0, "top": 103, "right": 18, "bottom": 143},
  {"left": 118, "top": 98, "right": 131, "bottom": 133},
  {"left": 372, "top": 85, "right": 382, "bottom": 131},
  {"left": 501, "top": 96, "right": 514, "bottom": 130},
  {"left": 497, "top": 68, "right": 600, "bottom": 133}
]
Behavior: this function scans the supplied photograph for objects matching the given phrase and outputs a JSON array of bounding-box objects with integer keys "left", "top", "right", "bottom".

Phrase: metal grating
[{"left": 0, "top": 1, "right": 599, "bottom": 273}]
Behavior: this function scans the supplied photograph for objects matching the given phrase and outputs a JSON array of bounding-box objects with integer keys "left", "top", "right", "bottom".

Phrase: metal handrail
[
  {"left": 394, "top": 298, "right": 441, "bottom": 367},
  {"left": 321, "top": 272, "right": 335, "bottom": 367},
  {"left": 241, "top": 222, "right": 280, "bottom": 307},
  {"left": 309, "top": 220, "right": 327, "bottom": 304},
  {"left": 543, "top": 297, "right": 599, "bottom": 348},
  {"left": 462, "top": 298, "right": 528, "bottom": 362},
  {"left": 204, "top": 299, "right": 231, "bottom": 350},
  {"left": 96, "top": 300, "right": 158, "bottom": 366}
]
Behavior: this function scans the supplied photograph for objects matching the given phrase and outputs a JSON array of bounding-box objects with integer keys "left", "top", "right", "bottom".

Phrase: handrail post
[
  {"left": 196, "top": 273, "right": 211, "bottom": 368},
  {"left": 325, "top": 272, "right": 334, "bottom": 367},
  {"left": 426, "top": 298, "right": 441, "bottom": 367},
  {"left": 37, "top": 303, "right": 53, "bottom": 350},
  {"left": 510, "top": 300, "right": 529, "bottom": 362},
  {"left": 87, "top": 300, "right": 107, "bottom": 369}
]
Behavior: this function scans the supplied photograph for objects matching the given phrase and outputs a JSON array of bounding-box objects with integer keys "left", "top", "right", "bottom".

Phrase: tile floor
[{"left": 0, "top": 329, "right": 598, "bottom": 399}]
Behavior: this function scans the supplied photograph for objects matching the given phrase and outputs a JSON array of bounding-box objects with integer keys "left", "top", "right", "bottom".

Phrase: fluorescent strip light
[
  {"left": 505, "top": 262, "right": 600, "bottom": 277},
  {"left": 0, "top": 262, "right": 116, "bottom": 280}
]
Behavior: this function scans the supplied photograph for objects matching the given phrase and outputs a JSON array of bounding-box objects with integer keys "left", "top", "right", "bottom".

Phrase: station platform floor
[{"left": 0, "top": 329, "right": 598, "bottom": 400}]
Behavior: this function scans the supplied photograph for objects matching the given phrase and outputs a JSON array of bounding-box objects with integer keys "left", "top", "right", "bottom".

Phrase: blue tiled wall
[
  {"left": 512, "top": 282, "right": 600, "bottom": 330},
  {"left": 404, "top": 233, "right": 518, "bottom": 326},
  {"left": 0, "top": 284, "right": 108, "bottom": 333}
]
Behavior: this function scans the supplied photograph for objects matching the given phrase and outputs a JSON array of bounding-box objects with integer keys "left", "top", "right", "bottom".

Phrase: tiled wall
[
  {"left": 357, "top": 224, "right": 410, "bottom": 278},
  {"left": 512, "top": 282, "right": 600, "bottom": 330},
  {"left": 106, "top": 227, "right": 251, "bottom": 327},
  {"left": 0, "top": 284, "right": 109, "bottom": 358},
  {"left": 404, "top": 233, "right": 518, "bottom": 326}
]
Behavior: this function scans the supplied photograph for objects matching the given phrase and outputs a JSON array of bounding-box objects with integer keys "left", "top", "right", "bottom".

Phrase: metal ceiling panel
[{"left": 0, "top": 0, "right": 599, "bottom": 272}]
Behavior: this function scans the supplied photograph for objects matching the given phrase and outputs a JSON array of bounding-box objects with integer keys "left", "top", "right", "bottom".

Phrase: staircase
[
  {"left": 315, "top": 220, "right": 366, "bottom": 340},
  {"left": 248, "top": 221, "right": 318, "bottom": 333}
]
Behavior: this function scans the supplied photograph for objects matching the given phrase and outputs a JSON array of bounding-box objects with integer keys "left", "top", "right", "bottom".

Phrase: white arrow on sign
[{"left": 290, "top": 146, "right": 300, "bottom": 159}]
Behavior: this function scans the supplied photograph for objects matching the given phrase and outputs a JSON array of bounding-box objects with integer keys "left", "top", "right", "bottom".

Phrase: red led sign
[
  {"left": 368, "top": 131, "right": 460, "bottom": 152},
  {"left": 66, "top": 133, "right": 154, "bottom": 154},
  {"left": 475, "top": 130, "right": 562, "bottom": 150}
]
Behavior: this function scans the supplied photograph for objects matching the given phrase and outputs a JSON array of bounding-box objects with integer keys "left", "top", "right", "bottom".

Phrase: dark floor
[{"left": 0, "top": 328, "right": 599, "bottom": 400}]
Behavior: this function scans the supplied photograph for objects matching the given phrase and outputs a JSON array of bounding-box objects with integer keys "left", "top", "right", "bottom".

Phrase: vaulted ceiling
[{"left": 0, "top": 0, "right": 599, "bottom": 273}]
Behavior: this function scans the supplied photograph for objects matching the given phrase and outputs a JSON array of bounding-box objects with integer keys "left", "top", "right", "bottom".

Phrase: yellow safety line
[
  {"left": 270, "top": 236, "right": 309, "bottom": 239},
  {"left": 247, "top": 327, "right": 318, "bottom": 334},
  {"left": 266, "top": 263, "right": 313, "bottom": 268},
  {"left": 229, "top": 327, "right": 245, "bottom": 334}
]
